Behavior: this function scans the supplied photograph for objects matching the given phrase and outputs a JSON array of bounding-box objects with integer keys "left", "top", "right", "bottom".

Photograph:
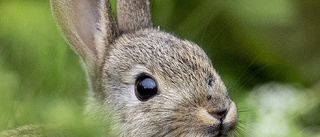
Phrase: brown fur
[
  {"left": 2, "top": 0, "right": 238, "bottom": 136},
  {"left": 100, "top": 29, "right": 237, "bottom": 136},
  {"left": 52, "top": 0, "right": 238, "bottom": 136}
]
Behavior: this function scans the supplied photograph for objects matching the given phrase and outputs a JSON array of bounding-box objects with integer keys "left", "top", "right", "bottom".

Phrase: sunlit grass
[{"left": 245, "top": 83, "right": 320, "bottom": 137}]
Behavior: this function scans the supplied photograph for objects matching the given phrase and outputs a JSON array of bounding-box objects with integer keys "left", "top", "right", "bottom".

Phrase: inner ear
[
  {"left": 51, "top": 0, "right": 118, "bottom": 65},
  {"left": 74, "top": 0, "right": 99, "bottom": 54}
]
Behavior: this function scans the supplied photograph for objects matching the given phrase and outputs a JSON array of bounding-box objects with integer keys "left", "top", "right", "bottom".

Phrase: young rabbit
[{"left": 50, "top": 0, "right": 238, "bottom": 136}]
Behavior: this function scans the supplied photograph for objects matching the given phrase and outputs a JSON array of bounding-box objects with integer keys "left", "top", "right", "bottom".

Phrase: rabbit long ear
[
  {"left": 117, "top": 0, "right": 153, "bottom": 33},
  {"left": 50, "top": 0, "right": 118, "bottom": 70}
]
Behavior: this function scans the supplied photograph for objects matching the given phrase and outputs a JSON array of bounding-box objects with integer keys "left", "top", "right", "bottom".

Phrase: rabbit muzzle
[{"left": 197, "top": 97, "right": 238, "bottom": 136}]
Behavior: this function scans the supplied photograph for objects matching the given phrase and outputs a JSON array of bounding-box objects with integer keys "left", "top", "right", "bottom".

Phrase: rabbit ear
[
  {"left": 117, "top": 0, "right": 153, "bottom": 33},
  {"left": 50, "top": 0, "right": 118, "bottom": 70}
]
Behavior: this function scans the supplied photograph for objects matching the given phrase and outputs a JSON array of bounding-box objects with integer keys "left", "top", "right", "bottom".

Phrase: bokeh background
[{"left": 0, "top": 0, "right": 319, "bottom": 136}]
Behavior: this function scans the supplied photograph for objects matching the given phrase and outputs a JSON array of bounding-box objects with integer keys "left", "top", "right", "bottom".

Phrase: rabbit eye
[{"left": 135, "top": 75, "right": 158, "bottom": 101}]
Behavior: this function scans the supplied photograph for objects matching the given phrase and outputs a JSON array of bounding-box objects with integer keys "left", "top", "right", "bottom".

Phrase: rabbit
[{"left": 50, "top": 0, "right": 239, "bottom": 136}]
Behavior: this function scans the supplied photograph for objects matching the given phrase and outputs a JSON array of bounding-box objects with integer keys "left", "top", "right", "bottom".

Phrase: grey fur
[
  {"left": 2, "top": 0, "right": 238, "bottom": 136},
  {"left": 117, "top": 0, "right": 153, "bottom": 33},
  {"left": 103, "top": 29, "right": 238, "bottom": 136}
]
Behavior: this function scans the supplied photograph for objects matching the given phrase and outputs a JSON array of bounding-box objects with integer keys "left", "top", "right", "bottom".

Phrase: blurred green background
[{"left": 0, "top": 0, "right": 319, "bottom": 136}]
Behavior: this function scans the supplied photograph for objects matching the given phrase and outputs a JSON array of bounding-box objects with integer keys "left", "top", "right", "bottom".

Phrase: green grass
[
  {"left": 0, "top": 0, "right": 320, "bottom": 136},
  {"left": 0, "top": 0, "right": 87, "bottom": 132}
]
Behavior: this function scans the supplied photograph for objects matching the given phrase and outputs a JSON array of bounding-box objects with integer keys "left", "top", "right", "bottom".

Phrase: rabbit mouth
[
  {"left": 165, "top": 106, "right": 236, "bottom": 136},
  {"left": 208, "top": 127, "right": 224, "bottom": 137},
  {"left": 195, "top": 102, "right": 238, "bottom": 136},
  {"left": 198, "top": 111, "right": 235, "bottom": 136},
  {"left": 211, "top": 123, "right": 234, "bottom": 137}
]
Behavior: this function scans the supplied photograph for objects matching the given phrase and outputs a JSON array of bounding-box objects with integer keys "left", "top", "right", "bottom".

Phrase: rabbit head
[{"left": 51, "top": 0, "right": 238, "bottom": 136}]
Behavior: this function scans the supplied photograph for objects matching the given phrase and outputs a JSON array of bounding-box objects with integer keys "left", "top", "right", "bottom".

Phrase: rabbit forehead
[{"left": 106, "top": 29, "right": 226, "bottom": 93}]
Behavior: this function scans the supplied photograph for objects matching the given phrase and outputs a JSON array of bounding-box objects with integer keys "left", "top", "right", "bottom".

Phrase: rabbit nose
[{"left": 208, "top": 110, "right": 227, "bottom": 121}]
